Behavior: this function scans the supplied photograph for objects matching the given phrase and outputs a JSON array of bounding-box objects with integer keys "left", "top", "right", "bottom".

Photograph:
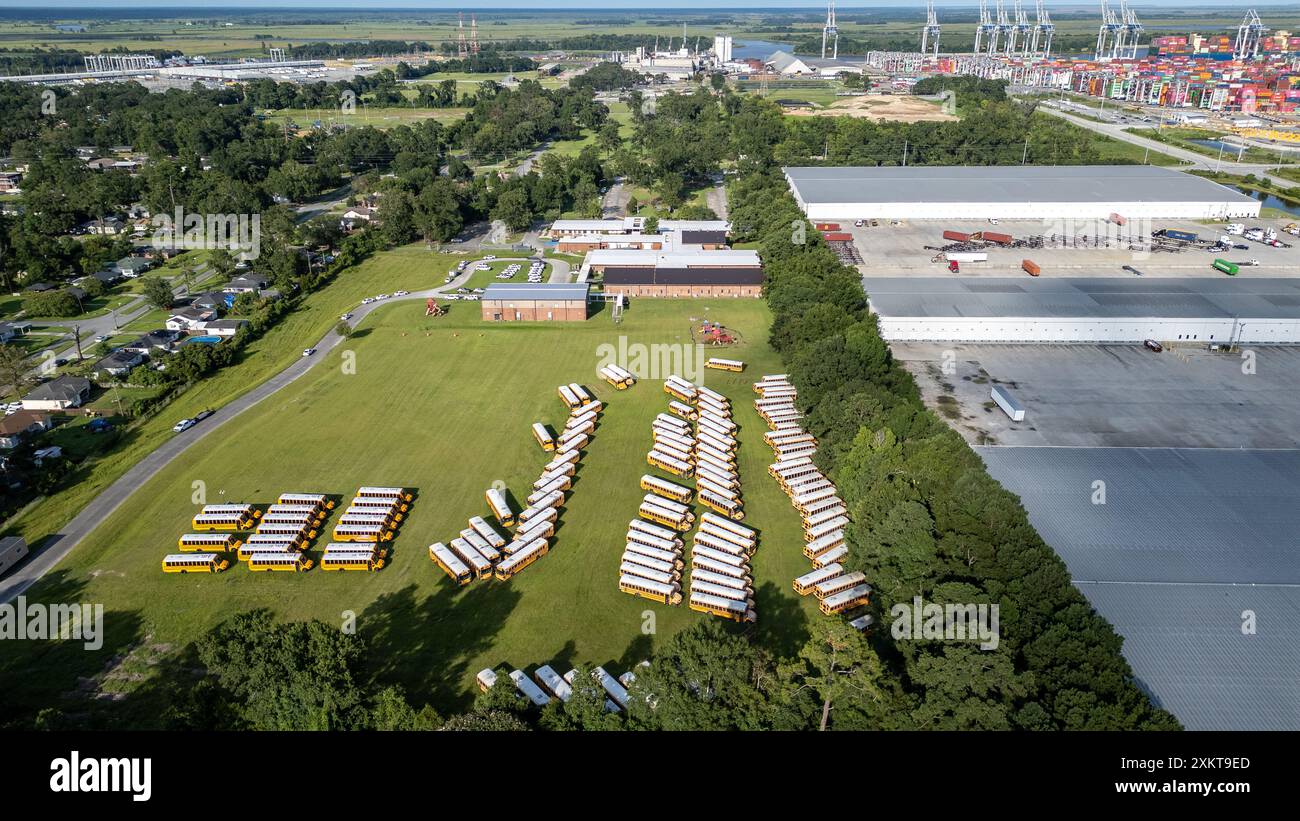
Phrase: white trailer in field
[{"left": 991, "top": 385, "right": 1026, "bottom": 422}]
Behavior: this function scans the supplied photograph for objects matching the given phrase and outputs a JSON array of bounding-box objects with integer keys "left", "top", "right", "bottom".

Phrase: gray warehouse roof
[
  {"left": 979, "top": 446, "right": 1300, "bottom": 730},
  {"left": 482, "top": 283, "right": 591, "bottom": 301},
  {"left": 784, "top": 165, "right": 1258, "bottom": 205},
  {"left": 866, "top": 277, "right": 1300, "bottom": 319}
]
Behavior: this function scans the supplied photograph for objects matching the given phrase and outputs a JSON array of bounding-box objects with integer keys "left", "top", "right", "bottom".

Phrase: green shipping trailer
[{"left": 1213, "top": 259, "right": 1239, "bottom": 276}]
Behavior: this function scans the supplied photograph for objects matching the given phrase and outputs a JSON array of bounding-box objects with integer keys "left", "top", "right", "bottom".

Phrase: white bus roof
[
  {"left": 163, "top": 552, "right": 217, "bottom": 562},
  {"left": 509, "top": 669, "right": 551, "bottom": 707}
]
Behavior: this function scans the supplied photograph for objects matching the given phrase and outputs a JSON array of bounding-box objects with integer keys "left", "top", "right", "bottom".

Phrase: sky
[{"left": 14, "top": 2, "right": 1299, "bottom": 9}]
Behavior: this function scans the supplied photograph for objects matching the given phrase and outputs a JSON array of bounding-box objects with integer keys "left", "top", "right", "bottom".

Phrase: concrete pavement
[{"left": 1039, "top": 106, "right": 1298, "bottom": 191}]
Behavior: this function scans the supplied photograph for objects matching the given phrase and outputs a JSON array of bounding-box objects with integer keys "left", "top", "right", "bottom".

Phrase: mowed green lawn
[{"left": 0, "top": 296, "right": 820, "bottom": 721}]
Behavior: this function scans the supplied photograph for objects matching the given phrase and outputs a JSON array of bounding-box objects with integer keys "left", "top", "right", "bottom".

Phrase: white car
[
  {"left": 302, "top": 348, "right": 316, "bottom": 357},
  {"left": 172, "top": 418, "right": 196, "bottom": 433},
  {"left": 394, "top": 289, "right": 409, "bottom": 296},
  {"left": 341, "top": 313, "right": 353, "bottom": 320},
  {"left": 483, "top": 254, "right": 496, "bottom": 261}
]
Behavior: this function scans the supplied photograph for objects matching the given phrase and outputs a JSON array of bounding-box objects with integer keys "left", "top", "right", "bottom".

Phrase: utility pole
[
  {"left": 902, "top": 140, "right": 908, "bottom": 167},
  {"left": 1022, "top": 138, "right": 1029, "bottom": 165},
  {"left": 73, "top": 325, "right": 83, "bottom": 361}
]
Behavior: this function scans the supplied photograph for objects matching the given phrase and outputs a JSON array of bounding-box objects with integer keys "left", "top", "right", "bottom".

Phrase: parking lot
[
  {"left": 896, "top": 342, "right": 1300, "bottom": 448},
  {"left": 840, "top": 216, "right": 1300, "bottom": 278}
]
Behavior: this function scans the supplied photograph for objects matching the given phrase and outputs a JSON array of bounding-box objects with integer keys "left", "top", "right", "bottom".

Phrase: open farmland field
[
  {"left": 0, "top": 292, "right": 818, "bottom": 723},
  {"left": 262, "top": 106, "right": 469, "bottom": 131}
]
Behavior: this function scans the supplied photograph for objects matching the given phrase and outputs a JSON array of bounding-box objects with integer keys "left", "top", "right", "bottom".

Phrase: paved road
[
  {"left": 601, "top": 178, "right": 629, "bottom": 217},
  {"left": 513, "top": 142, "right": 552, "bottom": 178},
  {"left": 706, "top": 175, "right": 729, "bottom": 221},
  {"left": 0, "top": 273, "right": 473, "bottom": 605},
  {"left": 1039, "top": 107, "right": 1298, "bottom": 191},
  {"left": 294, "top": 182, "right": 352, "bottom": 224}
]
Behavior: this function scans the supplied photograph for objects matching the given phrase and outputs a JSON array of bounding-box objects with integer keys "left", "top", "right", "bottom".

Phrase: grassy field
[
  {"left": 263, "top": 107, "right": 469, "bottom": 131},
  {"left": 1, "top": 245, "right": 463, "bottom": 552},
  {"left": 0, "top": 290, "right": 817, "bottom": 722},
  {"left": 1128, "top": 126, "right": 1298, "bottom": 167}
]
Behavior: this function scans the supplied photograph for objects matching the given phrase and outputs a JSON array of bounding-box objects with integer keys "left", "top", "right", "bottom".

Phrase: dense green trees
[{"left": 727, "top": 168, "right": 1180, "bottom": 731}]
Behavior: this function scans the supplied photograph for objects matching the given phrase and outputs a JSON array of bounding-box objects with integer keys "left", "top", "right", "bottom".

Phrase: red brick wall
[
  {"left": 480, "top": 300, "right": 589, "bottom": 321},
  {"left": 600, "top": 285, "right": 762, "bottom": 298}
]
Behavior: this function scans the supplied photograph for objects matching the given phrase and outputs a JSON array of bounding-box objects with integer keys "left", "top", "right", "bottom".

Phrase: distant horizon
[{"left": 8, "top": 1, "right": 1300, "bottom": 10}]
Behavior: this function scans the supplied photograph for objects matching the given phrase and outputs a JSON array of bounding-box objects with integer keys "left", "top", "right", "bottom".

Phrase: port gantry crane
[
  {"left": 975, "top": 0, "right": 998, "bottom": 56},
  {"left": 1008, "top": 0, "right": 1032, "bottom": 57},
  {"left": 921, "top": 0, "right": 941, "bottom": 57},
  {"left": 821, "top": 0, "right": 839, "bottom": 60},
  {"left": 1095, "top": 0, "right": 1123, "bottom": 61},
  {"left": 1234, "top": 9, "right": 1269, "bottom": 61},
  {"left": 1029, "top": 0, "right": 1055, "bottom": 61}
]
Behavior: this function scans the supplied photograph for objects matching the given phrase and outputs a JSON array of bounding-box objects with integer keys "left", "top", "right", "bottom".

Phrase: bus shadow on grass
[{"left": 360, "top": 580, "right": 522, "bottom": 714}]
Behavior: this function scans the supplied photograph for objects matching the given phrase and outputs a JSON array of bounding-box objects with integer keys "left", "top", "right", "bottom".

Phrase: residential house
[
  {"left": 190, "top": 292, "right": 228, "bottom": 313},
  {"left": 222, "top": 275, "right": 269, "bottom": 295},
  {"left": 199, "top": 319, "right": 248, "bottom": 338},
  {"left": 0, "top": 536, "right": 28, "bottom": 577},
  {"left": 0, "top": 411, "right": 52, "bottom": 449},
  {"left": 91, "top": 269, "right": 125, "bottom": 286},
  {"left": 165, "top": 307, "right": 216, "bottom": 332},
  {"left": 0, "top": 171, "right": 22, "bottom": 193},
  {"left": 33, "top": 446, "right": 63, "bottom": 465},
  {"left": 341, "top": 206, "right": 377, "bottom": 222},
  {"left": 82, "top": 216, "right": 126, "bottom": 235},
  {"left": 114, "top": 256, "right": 153, "bottom": 277},
  {"left": 21, "top": 375, "right": 92, "bottom": 411},
  {"left": 67, "top": 286, "right": 88, "bottom": 305},
  {"left": 121, "top": 329, "right": 182, "bottom": 355},
  {"left": 0, "top": 320, "right": 33, "bottom": 342},
  {"left": 24, "top": 282, "right": 56, "bottom": 293},
  {"left": 92, "top": 349, "right": 146, "bottom": 379}
]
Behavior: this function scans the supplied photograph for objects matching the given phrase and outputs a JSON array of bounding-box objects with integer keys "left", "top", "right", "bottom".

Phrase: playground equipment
[
  {"left": 426, "top": 298, "right": 447, "bottom": 317},
  {"left": 699, "top": 321, "right": 736, "bottom": 346}
]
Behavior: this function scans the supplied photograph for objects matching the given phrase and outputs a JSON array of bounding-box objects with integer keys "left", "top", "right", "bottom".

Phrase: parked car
[
  {"left": 94, "top": 335, "right": 108, "bottom": 343},
  {"left": 194, "top": 409, "right": 214, "bottom": 422},
  {"left": 1143, "top": 339, "right": 1163, "bottom": 353},
  {"left": 172, "top": 418, "right": 195, "bottom": 433}
]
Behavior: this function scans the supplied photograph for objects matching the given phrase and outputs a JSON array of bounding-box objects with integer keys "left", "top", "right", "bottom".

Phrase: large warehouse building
[
  {"left": 784, "top": 165, "right": 1262, "bottom": 221},
  {"left": 868, "top": 277, "right": 1300, "bottom": 344}
]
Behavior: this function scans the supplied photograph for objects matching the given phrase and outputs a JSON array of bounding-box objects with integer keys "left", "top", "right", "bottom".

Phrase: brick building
[{"left": 481, "top": 283, "right": 591, "bottom": 322}]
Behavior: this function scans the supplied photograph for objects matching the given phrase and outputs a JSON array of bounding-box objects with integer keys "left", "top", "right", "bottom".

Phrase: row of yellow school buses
[
  {"left": 429, "top": 387, "right": 603, "bottom": 586},
  {"left": 622, "top": 379, "right": 756, "bottom": 623},
  {"left": 163, "top": 488, "right": 411, "bottom": 575},
  {"left": 755, "top": 375, "right": 872, "bottom": 631}
]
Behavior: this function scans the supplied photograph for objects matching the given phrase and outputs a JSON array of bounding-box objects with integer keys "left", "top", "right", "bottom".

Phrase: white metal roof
[
  {"left": 784, "top": 165, "right": 1258, "bottom": 206},
  {"left": 586, "top": 249, "right": 761, "bottom": 268}
]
